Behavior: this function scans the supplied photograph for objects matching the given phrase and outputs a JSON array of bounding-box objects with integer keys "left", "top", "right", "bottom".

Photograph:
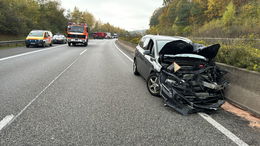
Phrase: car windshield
[
  {"left": 157, "top": 40, "right": 171, "bottom": 53},
  {"left": 54, "top": 35, "right": 65, "bottom": 38},
  {"left": 28, "top": 31, "right": 44, "bottom": 37},
  {"left": 68, "top": 26, "right": 84, "bottom": 33}
]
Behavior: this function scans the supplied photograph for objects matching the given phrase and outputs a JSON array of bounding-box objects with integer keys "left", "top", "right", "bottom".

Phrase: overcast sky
[{"left": 60, "top": 0, "right": 163, "bottom": 31}]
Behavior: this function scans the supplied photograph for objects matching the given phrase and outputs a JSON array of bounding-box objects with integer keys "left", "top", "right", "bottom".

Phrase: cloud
[{"left": 61, "top": 0, "right": 163, "bottom": 30}]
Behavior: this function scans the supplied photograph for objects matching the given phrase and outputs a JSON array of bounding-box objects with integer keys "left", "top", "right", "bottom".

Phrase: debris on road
[{"left": 222, "top": 102, "right": 260, "bottom": 128}]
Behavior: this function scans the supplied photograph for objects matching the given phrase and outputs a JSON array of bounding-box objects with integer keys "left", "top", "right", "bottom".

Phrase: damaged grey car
[{"left": 133, "top": 35, "right": 228, "bottom": 115}]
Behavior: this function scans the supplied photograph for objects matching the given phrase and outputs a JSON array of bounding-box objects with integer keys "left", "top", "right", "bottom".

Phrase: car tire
[
  {"left": 26, "top": 45, "right": 30, "bottom": 48},
  {"left": 147, "top": 73, "right": 160, "bottom": 97},
  {"left": 50, "top": 43, "right": 52, "bottom": 46},
  {"left": 68, "top": 43, "right": 71, "bottom": 46},
  {"left": 133, "top": 59, "right": 139, "bottom": 75}
]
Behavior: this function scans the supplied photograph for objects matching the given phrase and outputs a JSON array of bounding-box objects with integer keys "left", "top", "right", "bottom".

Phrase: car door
[
  {"left": 136, "top": 37, "right": 151, "bottom": 77},
  {"left": 44, "top": 32, "right": 49, "bottom": 45},
  {"left": 143, "top": 40, "right": 156, "bottom": 80},
  {"left": 47, "top": 32, "right": 52, "bottom": 44}
]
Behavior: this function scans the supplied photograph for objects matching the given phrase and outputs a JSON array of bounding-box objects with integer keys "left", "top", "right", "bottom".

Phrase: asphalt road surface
[{"left": 0, "top": 40, "right": 259, "bottom": 145}]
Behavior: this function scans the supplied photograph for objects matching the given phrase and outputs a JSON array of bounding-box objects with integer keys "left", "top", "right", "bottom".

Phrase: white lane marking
[
  {"left": 0, "top": 44, "right": 66, "bottom": 62},
  {"left": 198, "top": 113, "right": 248, "bottom": 146},
  {"left": 113, "top": 42, "right": 134, "bottom": 62},
  {"left": 0, "top": 50, "right": 85, "bottom": 132},
  {"left": 80, "top": 49, "right": 87, "bottom": 55},
  {"left": 113, "top": 41, "right": 248, "bottom": 146},
  {"left": 0, "top": 115, "right": 14, "bottom": 130}
]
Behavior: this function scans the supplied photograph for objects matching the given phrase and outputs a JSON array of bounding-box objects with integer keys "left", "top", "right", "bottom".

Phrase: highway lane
[
  {"left": 0, "top": 43, "right": 88, "bottom": 120},
  {"left": 0, "top": 44, "right": 62, "bottom": 59},
  {"left": 0, "top": 40, "right": 259, "bottom": 145}
]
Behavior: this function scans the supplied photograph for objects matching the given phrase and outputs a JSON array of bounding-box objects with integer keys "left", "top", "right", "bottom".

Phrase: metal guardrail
[
  {"left": 189, "top": 37, "right": 260, "bottom": 49},
  {"left": 189, "top": 37, "right": 260, "bottom": 41},
  {"left": 0, "top": 40, "right": 25, "bottom": 46}
]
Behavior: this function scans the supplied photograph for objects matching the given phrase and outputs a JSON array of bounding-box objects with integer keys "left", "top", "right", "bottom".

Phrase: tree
[
  {"left": 81, "top": 11, "right": 95, "bottom": 28},
  {"left": 206, "top": 0, "right": 231, "bottom": 20},
  {"left": 163, "top": 0, "right": 174, "bottom": 6},
  {"left": 149, "top": 7, "right": 163, "bottom": 27},
  {"left": 174, "top": 0, "right": 192, "bottom": 26},
  {"left": 222, "top": 1, "right": 236, "bottom": 26},
  {"left": 71, "top": 7, "right": 82, "bottom": 24}
]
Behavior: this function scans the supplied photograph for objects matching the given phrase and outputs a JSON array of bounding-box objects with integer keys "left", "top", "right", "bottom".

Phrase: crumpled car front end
[{"left": 159, "top": 40, "right": 228, "bottom": 115}]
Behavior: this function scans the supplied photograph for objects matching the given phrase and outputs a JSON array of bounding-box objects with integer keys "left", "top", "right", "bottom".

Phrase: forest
[
  {"left": 148, "top": 0, "right": 260, "bottom": 38},
  {"left": 0, "top": 0, "right": 127, "bottom": 40}
]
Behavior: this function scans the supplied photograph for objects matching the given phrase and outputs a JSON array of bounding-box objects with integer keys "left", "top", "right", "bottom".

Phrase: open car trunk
[{"left": 159, "top": 40, "right": 228, "bottom": 115}]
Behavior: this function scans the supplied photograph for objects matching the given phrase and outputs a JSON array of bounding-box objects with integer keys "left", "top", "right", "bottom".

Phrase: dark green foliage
[
  {"left": 149, "top": 7, "right": 163, "bottom": 27},
  {"left": 0, "top": 0, "right": 67, "bottom": 36},
  {"left": 216, "top": 42, "right": 260, "bottom": 72}
]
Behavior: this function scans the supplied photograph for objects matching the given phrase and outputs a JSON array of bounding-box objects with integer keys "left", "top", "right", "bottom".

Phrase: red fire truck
[{"left": 66, "top": 22, "right": 89, "bottom": 46}]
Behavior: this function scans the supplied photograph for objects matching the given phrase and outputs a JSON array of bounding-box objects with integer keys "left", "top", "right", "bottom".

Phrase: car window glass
[
  {"left": 148, "top": 40, "right": 155, "bottom": 57},
  {"left": 44, "top": 32, "right": 48, "bottom": 38},
  {"left": 28, "top": 31, "right": 44, "bottom": 37},
  {"left": 151, "top": 45, "right": 155, "bottom": 57},
  {"left": 138, "top": 37, "right": 146, "bottom": 49},
  {"left": 143, "top": 38, "right": 151, "bottom": 50},
  {"left": 157, "top": 40, "right": 171, "bottom": 53}
]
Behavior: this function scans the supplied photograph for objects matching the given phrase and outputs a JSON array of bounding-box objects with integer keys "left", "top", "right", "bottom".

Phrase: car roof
[
  {"left": 31, "top": 30, "right": 51, "bottom": 32},
  {"left": 144, "top": 35, "right": 192, "bottom": 43}
]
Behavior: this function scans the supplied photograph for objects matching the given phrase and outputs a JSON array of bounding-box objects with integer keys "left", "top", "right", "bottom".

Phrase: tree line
[
  {"left": 0, "top": 0, "right": 67, "bottom": 35},
  {"left": 0, "top": 0, "right": 127, "bottom": 37},
  {"left": 147, "top": 0, "right": 260, "bottom": 38},
  {"left": 66, "top": 7, "right": 127, "bottom": 35}
]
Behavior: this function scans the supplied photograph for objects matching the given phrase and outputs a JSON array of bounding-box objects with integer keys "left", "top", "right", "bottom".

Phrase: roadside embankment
[{"left": 116, "top": 39, "right": 260, "bottom": 118}]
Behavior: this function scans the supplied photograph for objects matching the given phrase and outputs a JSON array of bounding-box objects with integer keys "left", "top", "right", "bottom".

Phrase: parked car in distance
[
  {"left": 133, "top": 35, "right": 228, "bottom": 115},
  {"left": 25, "top": 30, "right": 53, "bottom": 48},
  {"left": 53, "top": 34, "right": 67, "bottom": 44},
  {"left": 112, "top": 33, "right": 118, "bottom": 38}
]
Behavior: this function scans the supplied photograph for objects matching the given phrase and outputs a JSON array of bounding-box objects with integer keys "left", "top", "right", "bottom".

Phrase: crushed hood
[
  {"left": 159, "top": 40, "right": 194, "bottom": 55},
  {"left": 193, "top": 44, "right": 220, "bottom": 59},
  {"left": 159, "top": 40, "right": 220, "bottom": 60}
]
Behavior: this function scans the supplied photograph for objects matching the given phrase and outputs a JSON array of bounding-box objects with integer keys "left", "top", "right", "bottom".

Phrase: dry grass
[{"left": 0, "top": 34, "right": 25, "bottom": 41}]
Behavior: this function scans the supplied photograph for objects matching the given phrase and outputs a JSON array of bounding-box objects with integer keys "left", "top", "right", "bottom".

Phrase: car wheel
[
  {"left": 147, "top": 73, "right": 160, "bottom": 96},
  {"left": 50, "top": 43, "right": 52, "bottom": 46},
  {"left": 68, "top": 43, "right": 71, "bottom": 46},
  {"left": 26, "top": 45, "right": 30, "bottom": 48},
  {"left": 133, "top": 59, "right": 139, "bottom": 75}
]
